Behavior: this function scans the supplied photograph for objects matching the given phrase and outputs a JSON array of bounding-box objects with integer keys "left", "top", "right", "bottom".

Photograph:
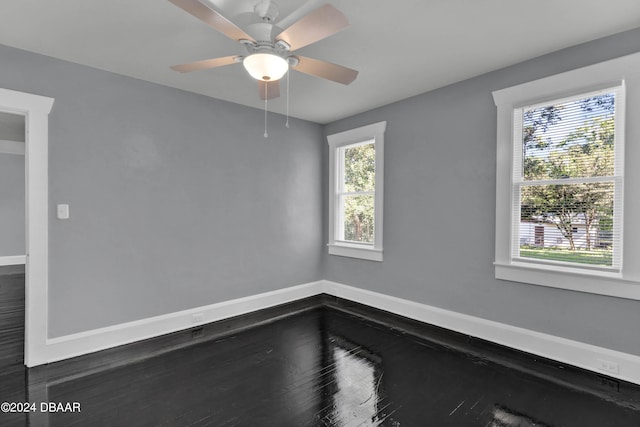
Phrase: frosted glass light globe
[{"left": 243, "top": 53, "right": 288, "bottom": 81}]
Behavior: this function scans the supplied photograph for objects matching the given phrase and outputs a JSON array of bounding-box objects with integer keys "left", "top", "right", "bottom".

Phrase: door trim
[{"left": 0, "top": 88, "right": 54, "bottom": 367}]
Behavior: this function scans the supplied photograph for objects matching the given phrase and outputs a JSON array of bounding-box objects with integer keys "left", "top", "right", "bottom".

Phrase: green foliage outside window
[
  {"left": 342, "top": 143, "right": 375, "bottom": 243},
  {"left": 520, "top": 93, "right": 616, "bottom": 266}
]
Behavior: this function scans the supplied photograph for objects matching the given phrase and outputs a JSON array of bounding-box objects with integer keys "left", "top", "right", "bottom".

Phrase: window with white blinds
[
  {"left": 493, "top": 52, "right": 640, "bottom": 300},
  {"left": 513, "top": 86, "right": 624, "bottom": 271}
]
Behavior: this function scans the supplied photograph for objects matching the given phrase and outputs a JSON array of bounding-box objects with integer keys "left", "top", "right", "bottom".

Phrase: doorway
[
  {"left": 0, "top": 88, "right": 54, "bottom": 368},
  {"left": 534, "top": 226, "right": 545, "bottom": 247},
  {"left": 0, "top": 111, "right": 26, "bottom": 373}
]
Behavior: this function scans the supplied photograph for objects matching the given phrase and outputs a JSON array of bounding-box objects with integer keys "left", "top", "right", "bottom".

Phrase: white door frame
[{"left": 0, "top": 88, "right": 54, "bottom": 367}]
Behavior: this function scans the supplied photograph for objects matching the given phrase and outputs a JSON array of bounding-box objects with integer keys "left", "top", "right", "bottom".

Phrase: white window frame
[
  {"left": 492, "top": 52, "right": 640, "bottom": 300},
  {"left": 327, "top": 121, "right": 386, "bottom": 261},
  {"left": 512, "top": 85, "right": 625, "bottom": 271}
]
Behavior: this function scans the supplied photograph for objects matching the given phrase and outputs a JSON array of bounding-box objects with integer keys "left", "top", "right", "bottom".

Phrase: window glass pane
[
  {"left": 341, "top": 194, "right": 374, "bottom": 243},
  {"left": 343, "top": 142, "right": 375, "bottom": 192},
  {"left": 522, "top": 93, "right": 615, "bottom": 180},
  {"left": 519, "top": 182, "right": 614, "bottom": 266}
]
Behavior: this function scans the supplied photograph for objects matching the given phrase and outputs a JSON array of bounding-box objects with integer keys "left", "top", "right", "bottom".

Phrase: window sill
[
  {"left": 328, "top": 244, "right": 383, "bottom": 262},
  {"left": 494, "top": 262, "right": 640, "bottom": 300}
]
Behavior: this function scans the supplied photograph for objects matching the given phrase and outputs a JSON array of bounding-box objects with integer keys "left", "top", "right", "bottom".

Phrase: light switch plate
[{"left": 57, "top": 204, "right": 70, "bottom": 219}]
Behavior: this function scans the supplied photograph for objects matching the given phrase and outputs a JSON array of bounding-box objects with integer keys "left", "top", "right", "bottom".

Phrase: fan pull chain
[
  {"left": 285, "top": 70, "right": 290, "bottom": 129},
  {"left": 264, "top": 82, "right": 268, "bottom": 138}
]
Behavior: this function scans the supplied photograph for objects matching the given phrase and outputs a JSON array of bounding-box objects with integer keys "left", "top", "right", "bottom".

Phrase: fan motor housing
[{"left": 243, "top": 39, "right": 289, "bottom": 59}]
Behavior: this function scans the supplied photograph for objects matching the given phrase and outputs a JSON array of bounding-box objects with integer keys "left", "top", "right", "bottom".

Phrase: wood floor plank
[{"left": 0, "top": 266, "right": 25, "bottom": 374}]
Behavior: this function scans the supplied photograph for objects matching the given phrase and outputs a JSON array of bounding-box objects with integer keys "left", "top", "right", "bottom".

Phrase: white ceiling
[{"left": 0, "top": 0, "right": 639, "bottom": 124}]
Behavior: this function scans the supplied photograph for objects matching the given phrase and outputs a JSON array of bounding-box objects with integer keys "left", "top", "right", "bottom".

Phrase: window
[
  {"left": 493, "top": 52, "right": 640, "bottom": 300},
  {"left": 327, "top": 121, "right": 386, "bottom": 261},
  {"left": 514, "top": 87, "right": 623, "bottom": 270}
]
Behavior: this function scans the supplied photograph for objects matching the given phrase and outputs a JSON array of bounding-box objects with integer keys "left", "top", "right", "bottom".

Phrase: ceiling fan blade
[
  {"left": 276, "top": 0, "right": 324, "bottom": 30},
  {"left": 169, "top": 0, "right": 256, "bottom": 42},
  {"left": 258, "top": 80, "right": 280, "bottom": 100},
  {"left": 275, "top": 4, "right": 348, "bottom": 51},
  {"left": 292, "top": 56, "right": 358, "bottom": 85},
  {"left": 170, "top": 55, "right": 238, "bottom": 73}
]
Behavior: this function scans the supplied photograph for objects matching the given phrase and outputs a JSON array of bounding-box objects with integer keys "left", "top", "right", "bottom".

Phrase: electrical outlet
[
  {"left": 191, "top": 313, "right": 204, "bottom": 324},
  {"left": 191, "top": 326, "right": 204, "bottom": 339},
  {"left": 597, "top": 359, "right": 620, "bottom": 375}
]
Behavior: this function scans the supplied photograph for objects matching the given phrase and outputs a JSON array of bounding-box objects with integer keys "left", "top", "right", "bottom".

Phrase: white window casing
[
  {"left": 492, "top": 52, "right": 640, "bottom": 300},
  {"left": 327, "top": 121, "right": 386, "bottom": 261}
]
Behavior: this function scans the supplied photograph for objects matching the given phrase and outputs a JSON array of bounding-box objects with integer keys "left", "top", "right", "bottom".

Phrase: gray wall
[
  {"left": 323, "top": 27, "right": 640, "bottom": 356},
  {"left": 2, "top": 26, "right": 640, "bottom": 354},
  {"left": 0, "top": 111, "right": 26, "bottom": 142},
  {"left": 0, "top": 44, "right": 324, "bottom": 337},
  {"left": 0, "top": 153, "right": 25, "bottom": 256}
]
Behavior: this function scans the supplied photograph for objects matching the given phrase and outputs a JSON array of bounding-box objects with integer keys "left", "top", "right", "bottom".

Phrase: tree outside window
[{"left": 518, "top": 92, "right": 618, "bottom": 267}]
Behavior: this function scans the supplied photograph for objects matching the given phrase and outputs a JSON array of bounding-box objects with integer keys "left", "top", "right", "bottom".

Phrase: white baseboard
[
  {"left": 322, "top": 280, "right": 640, "bottom": 385},
  {"left": 0, "top": 255, "right": 26, "bottom": 266},
  {"left": 44, "top": 281, "right": 324, "bottom": 364},
  {"left": 42, "top": 279, "right": 640, "bottom": 385}
]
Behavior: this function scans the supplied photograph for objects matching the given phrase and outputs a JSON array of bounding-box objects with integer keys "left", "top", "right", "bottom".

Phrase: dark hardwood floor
[
  {"left": 1, "top": 299, "right": 639, "bottom": 426},
  {"left": 0, "top": 265, "right": 25, "bottom": 375}
]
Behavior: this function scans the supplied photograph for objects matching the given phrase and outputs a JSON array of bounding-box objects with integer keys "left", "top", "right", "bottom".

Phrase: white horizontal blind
[{"left": 512, "top": 85, "right": 624, "bottom": 270}]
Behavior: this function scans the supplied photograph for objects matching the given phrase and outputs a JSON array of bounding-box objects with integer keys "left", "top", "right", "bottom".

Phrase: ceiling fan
[{"left": 168, "top": 0, "right": 359, "bottom": 101}]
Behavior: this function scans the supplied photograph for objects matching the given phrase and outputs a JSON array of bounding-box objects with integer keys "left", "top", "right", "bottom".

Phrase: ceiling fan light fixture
[{"left": 243, "top": 53, "right": 288, "bottom": 81}]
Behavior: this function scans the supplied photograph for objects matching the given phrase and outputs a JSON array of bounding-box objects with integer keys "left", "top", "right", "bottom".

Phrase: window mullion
[{"left": 337, "top": 190, "right": 375, "bottom": 197}]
